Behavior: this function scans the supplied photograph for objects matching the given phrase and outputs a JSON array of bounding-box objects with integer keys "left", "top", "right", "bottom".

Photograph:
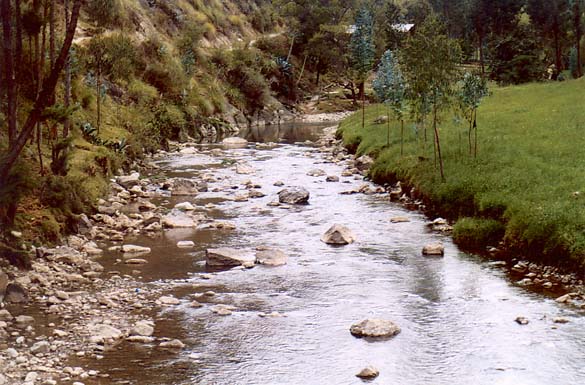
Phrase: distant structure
[{"left": 346, "top": 23, "right": 415, "bottom": 34}]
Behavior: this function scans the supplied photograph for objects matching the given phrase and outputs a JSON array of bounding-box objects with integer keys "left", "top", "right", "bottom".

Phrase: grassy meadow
[{"left": 338, "top": 79, "right": 585, "bottom": 269}]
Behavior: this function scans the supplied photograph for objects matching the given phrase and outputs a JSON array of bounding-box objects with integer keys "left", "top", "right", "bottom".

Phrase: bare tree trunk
[
  {"left": 96, "top": 63, "right": 101, "bottom": 134},
  {"left": 286, "top": 34, "right": 295, "bottom": 62},
  {"left": 49, "top": 0, "right": 55, "bottom": 67},
  {"left": 296, "top": 54, "right": 308, "bottom": 87},
  {"left": 577, "top": 4, "right": 583, "bottom": 78},
  {"left": 433, "top": 106, "right": 445, "bottom": 182},
  {"left": 0, "top": 0, "right": 82, "bottom": 185},
  {"left": 1, "top": 0, "right": 17, "bottom": 145},
  {"left": 64, "top": 0, "right": 71, "bottom": 137},
  {"left": 473, "top": 109, "right": 478, "bottom": 158},
  {"left": 400, "top": 119, "right": 404, "bottom": 157},
  {"left": 361, "top": 84, "right": 365, "bottom": 129},
  {"left": 386, "top": 106, "right": 390, "bottom": 147}
]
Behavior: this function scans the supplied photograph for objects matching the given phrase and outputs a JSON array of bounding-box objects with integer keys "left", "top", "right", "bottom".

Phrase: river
[{"left": 81, "top": 122, "right": 585, "bottom": 385}]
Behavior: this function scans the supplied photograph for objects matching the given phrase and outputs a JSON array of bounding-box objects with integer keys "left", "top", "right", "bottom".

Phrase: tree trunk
[
  {"left": 0, "top": 0, "right": 82, "bottom": 186},
  {"left": 361, "top": 85, "right": 365, "bottom": 129},
  {"left": 553, "top": 22, "right": 562, "bottom": 76},
  {"left": 400, "top": 119, "right": 404, "bottom": 157},
  {"left": 473, "top": 109, "right": 478, "bottom": 158},
  {"left": 434, "top": 106, "right": 445, "bottom": 182},
  {"left": 49, "top": 0, "right": 55, "bottom": 67},
  {"left": 286, "top": 35, "right": 295, "bottom": 62},
  {"left": 97, "top": 63, "right": 101, "bottom": 134},
  {"left": 1, "top": 0, "right": 17, "bottom": 145},
  {"left": 63, "top": 0, "right": 71, "bottom": 137},
  {"left": 296, "top": 54, "right": 308, "bottom": 87},
  {"left": 577, "top": 4, "right": 583, "bottom": 78},
  {"left": 386, "top": 106, "right": 390, "bottom": 147},
  {"left": 468, "top": 116, "right": 473, "bottom": 155}
]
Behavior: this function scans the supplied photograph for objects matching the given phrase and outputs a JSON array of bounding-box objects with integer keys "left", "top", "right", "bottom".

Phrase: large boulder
[
  {"left": 321, "top": 224, "right": 356, "bottom": 245},
  {"left": 116, "top": 173, "right": 140, "bottom": 189},
  {"left": 350, "top": 319, "right": 401, "bottom": 338},
  {"left": 422, "top": 243, "right": 445, "bottom": 256},
  {"left": 206, "top": 248, "right": 255, "bottom": 268},
  {"left": 278, "top": 187, "right": 310, "bottom": 205},
  {"left": 121, "top": 245, "right": 151, "bottom": 254},
  {"left": 162, "top": 210, "right": 200, "bottom": 228},
  {"left": 0, "top": 270, "right": 8, "bottom": 303},
  {"left": 88, "top": 323, "right": 123, "bottom": 344},
  {"left": 356, "top": 366, "right": 380, "bottom": 379},
  {"left": 255, "top": 248, "right": 288, "bottom": 266},
  {"left": 171, "top": 178, "right": 199, "bottom": 196},
  {"left": 236, "top": 163, "right": 255, "bottom": 175},
  {"left": 221, "top": 137, "right": 248, "bottom": 148},
  {"left": 4, "top": 283, "right": 27, "bottom": 303},
  {"left": 355, "top": 155, "right": 374, "bottom": 172}
]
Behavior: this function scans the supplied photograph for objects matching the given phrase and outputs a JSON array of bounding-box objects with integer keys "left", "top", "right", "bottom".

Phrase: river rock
[
  {"left": 30, "top": 341, "right": 50, "bottom": 354},
  {"left": 177, "top": 241, "right": 195, "bottom": 248},
  {"left": 175, "top": 202, "right": 195, "bottom": 211},
  {"left": 350, "top": 319, "right": 401, "bottom": 338},
  {"left": 130, "top": 320, "right": 155, "bottom": 337},
  {"left": 307, "top": 169, "right": 326, "bottom": 177},
  {"left": 515, "top": 316, "right": 529, "bottom": 325},
  {"left": 159, "top": 339, "right": 185, "bottom": 349},
  {"left": 278, "top": 187, "right": 310, "bottom": 205},
  {"left": 162, "top": 211, "right": 197, "bottom": 228},
  {"left": 422, "top": 243, "right": 445, "bottom": 256},
  {"left": 158, "top": 296, "right": 180, "bottom": 305},
  {"left": 0, "top": 309, "right": 13, "bottom": 321},
  {"left": 5, "top": 283, "right": 27, "bottom": 303},
  {"left": 355, "top": 155, "right": 374, "bottom": 172},
  {"left": 255, "top": 248, "right": 288, "bottom": 266},
  {"left": 211, "top": 304, "right": 235, "bottom": 316},
  {"left": 116, "top": 173, "right": 140, "bottom": 189},
  {"left": 374, "top": 115, "right": 389, "bottom": 124},
  {"left": 125, "top": 258, "right": 148, "bottom": 265},
  {"left": 121, "top": 244, "right": 151, "bottom": 254},
  {"left": 171, "top": 178, "right": 199, "bottom": 196},
  {"left": 76, "top": 214, "right": 93, "bottom": 235},
  {"left": 0, "top": 270, "right": 7, "bottom": 302},
  {"left": 356, "top": 366, "right": 380, "bottom": 379},
  {"left": 88, "top": 324, "right": 123, "bottom": 344},
  {"left": 390, "top": 216, "right": 410, "bottom": 223},
  {"left": 221, "top": 137, "right": 248, "bottom": 148},
  {"left": 321, "top": 224, "right": 356, "bottom": 245},
  {"left": 273, "top": 181, "right": 284, "bottom": 187},
  {"left": 326, "top": 175, "right": 340, "bottom": 182},
  {"left": 236, "top": 163, "right": 255, "bottom": 175},
  {"left": 206, "top": 248, "right": 255, "bottom": 268}
]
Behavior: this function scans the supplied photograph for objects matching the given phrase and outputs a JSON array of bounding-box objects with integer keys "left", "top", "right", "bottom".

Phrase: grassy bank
[{"left": 338, "top": 79, "right": 585, "bottom": 271}]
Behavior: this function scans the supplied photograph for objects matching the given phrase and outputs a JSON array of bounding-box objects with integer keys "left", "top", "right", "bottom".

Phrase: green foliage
[
  {"left": 40, "top": 175, "right": 93, "bottom": 217},
  {"left": 373, "top": 50, "right": 406, "bottom": 116},
  {"left": 0, "top": 159, "right": 39, "bottom": 225},
  {"left": 490, "top": 26, "right": 545, "bottom": 85},
  {"left": 453, "top": 218, "right": 506, "bottom": 250},
  {"left": 148, "top": 103, "right": 187, "bottom": 140},
  {"left": 86, "top": 0, "right": 123, "bottom": 28},
  {"left": 350, "top": 7, "right": 375, "bottom": 79}
]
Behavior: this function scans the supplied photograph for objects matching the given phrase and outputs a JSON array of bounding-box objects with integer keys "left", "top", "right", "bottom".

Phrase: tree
[
  {"left": 458, "top": 72, "right": 488, "bottom": 157},
  {"left": 373, "top": 49, "right": 406, "bottom": 153},
  {"left": 0, "top": 0, "right": 83, "bottom": 190},
  {"left": 401, "top": 16, "right": 461, "bottom": 182},
  {"left": 350, "top": 6, "right": 375, "bottom": 129},
  {"left": 527, "top": 0, "right": 569, "bottom": 78},
  {"left": 86, "top": 37, "right": 111, "bottom": 134},
  {"left": 570, "top": 0, "right": 583, "bottom": 77},
  {"left": 381, "top": 0, "right": 404, "bottom": 51}
]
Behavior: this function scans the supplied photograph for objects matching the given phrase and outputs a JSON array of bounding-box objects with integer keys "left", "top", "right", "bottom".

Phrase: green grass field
[{"left": 338, "top": 79, "right": 585, "bottom": 269}]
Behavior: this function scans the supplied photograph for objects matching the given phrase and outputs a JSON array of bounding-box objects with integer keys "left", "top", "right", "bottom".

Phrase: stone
[
  {"left": 278, "top": 187, "right": 310, "bottom": 205},
  {"left": 162, "top": 211, "right": 198, "bottom": 228},
  {"left": 206, "top": 248, "right": 255, "bottom": 268},
  {"left": 350, "top": 319, "right": 401, "bottom": 338},
  {"left": 390, "top": 216, "right": 411, "bottom": 223},
  {"left": 76, "top": 214, "right": 93, "bottom": 235},
  {"left": 116, "top": 173, "right": 140, "bottom": 189},
  {"left": 30, "top": 341, "right": 51, "bottom": 354},
  {"left": 374, "top": 115, "right": 389, "bottom": 124},
  {"left": 159, "top": 339, "right": 185, "bottom": 349},
  {"left": 177, "top": 241, "right": 195, "bottom": 248},
  {"left": 422, "top": 243, "right": 445, "bottom": 256},
  {"left": 307, "top": 169, "right": 326, "bottom": 177},
  {"left": 249, "top": 190, "right": 266, "bottom": 198},
  {"left": 55, "top": 290, "right": 70, "bottom": 300},
  {"left": 121, "top": 244, "right": 151, "bottom": 254},
  {"left": 321, "top": 224, "right": 356, "bottom": 245},
  {"left": 356, "top": 366, "right": 380, "bottom": 379},
  {"left": 130, "top": 321, "right": 155, "bottom": 337},
  {"left": 255, "top": 248, "right": 288, "bottom": 266},
  {"left": 211, "top": 304, "right": 235, "bottom": 316},
  {"left": 158, "top": 296, "right": 180, "bottom": 305},
  {"left": 125, "top": 259, "right": 148, "bottom": 265},
  {"left": 554, "top": 317, "right": 569, "bottom": 324},
  {"left": 24, "top": 372, "right": 38, "bottom": 383},
  {"left": 221, "top": 137, "right": 248, "bottom": 148},
  {"left": 5, "top": 283, "right": 27, "bottom": 303},
  {"left": 0, "top": 309, "right": 13, "bottom": 321},
  {"left": 0, "top": 270, "right": 8, "bottom": 302},
  {"left": 326, "top": 175, "right": 340, "bottom": 182},
  {"left": 126, "top": 336, "right": 155, "bottom": 343},
  {"left": 355, "top": 155, "right": 374, "bottom": 172},
  {"left": 555, "top": 294, "right": 572, "bottom": 303},
  {"left": 171, "top": 178, "right": 199, "bottom": 196},
  {"left": 273, "top": 181, "right": 284, "bottom": 187},
  {"left": 15, "top": 315, "right": 35, "bottom": 325},
  {"left": 515, "top": 316, "right": 529, "bottom": 325},
  {"left": 87, "top": 324, "right": 123, "bottom": 344},
  {"left": 175, "top": 202, "right": 195, "bottom": 211},
  {"left": 236, "top": 163, "right": 255, "bottom": 175}
]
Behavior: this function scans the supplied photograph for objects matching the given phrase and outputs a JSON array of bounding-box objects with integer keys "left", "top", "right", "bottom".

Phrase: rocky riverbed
[{"left": 2, "top": 119, "right": 585, "bottom": 384}]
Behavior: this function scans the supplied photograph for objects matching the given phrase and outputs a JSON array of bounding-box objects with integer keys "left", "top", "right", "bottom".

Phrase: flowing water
[{"left": 84, "top": 123, "right": 585, "bottom": 385}]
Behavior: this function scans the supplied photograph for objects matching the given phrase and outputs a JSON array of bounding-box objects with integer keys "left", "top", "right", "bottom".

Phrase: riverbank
[{"left": 337, "top": 78, "right": 585, "bottom": 275}]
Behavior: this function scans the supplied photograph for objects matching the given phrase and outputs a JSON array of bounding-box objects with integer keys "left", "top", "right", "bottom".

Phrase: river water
[{"left": 86, "top": 123, "right": 585, "bottom": 385}]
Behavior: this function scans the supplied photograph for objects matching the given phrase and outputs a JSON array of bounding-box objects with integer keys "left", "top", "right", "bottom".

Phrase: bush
[
  {"left": 453, "top": 218, "right": 505, "bottom": 251},
  {"left": 127, "top": 79, "right": 159, "bottom": 105},
  {"left": 40, "top": 175, "right": 94, "bottom": 217}
]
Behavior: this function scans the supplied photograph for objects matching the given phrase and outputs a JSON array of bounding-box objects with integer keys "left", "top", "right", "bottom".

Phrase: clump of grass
[
  {"left": 338, "top": 78, "right": 585, "bottom": 268},
  {"left": 453, "top": 218, "right": 505, "bottom": 251}
]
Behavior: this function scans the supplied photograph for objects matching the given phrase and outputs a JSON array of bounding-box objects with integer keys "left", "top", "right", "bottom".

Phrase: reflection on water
[{"left": 85, "top": 124, "right": 585, "bottom": 385}]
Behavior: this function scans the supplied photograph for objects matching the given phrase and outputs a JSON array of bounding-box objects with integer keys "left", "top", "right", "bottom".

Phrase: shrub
[
  {"left": 453, "top": 218, "right": 505, "bottom": 251},
  {"left": 127, "top": 79, "right": 159, "bottom": 105}
]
